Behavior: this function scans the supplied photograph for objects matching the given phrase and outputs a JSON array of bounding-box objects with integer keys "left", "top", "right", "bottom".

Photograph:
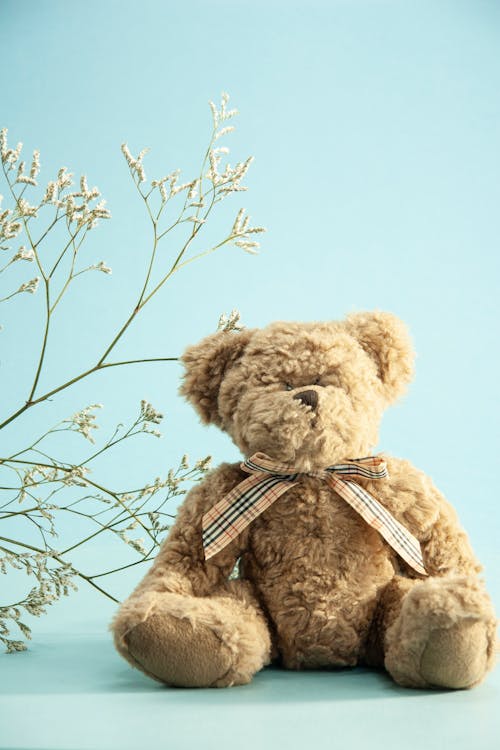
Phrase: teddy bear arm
[
  {"left": 422, "top": 508, "right": 482, "bottom": 577},
  {"left": 117, "top": 462, "right": 248, "bottom": 599},
  {"left": 110, "top": 464, "right": 271, "bottom": 687},
  {"left": 382, "top": 456, "right": 483, "bottom": 576},
  {"left": 377, "top": 501, "right": 497, "bottom": 688},
  {"left": 147, "top": 464, "right": 250, "bottom": 595},
  {"left": 369, "top": 458, "right": 497, "bottom": 688}
]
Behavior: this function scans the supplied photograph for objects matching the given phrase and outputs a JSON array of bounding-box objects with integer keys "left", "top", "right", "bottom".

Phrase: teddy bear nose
[{"left": 293, "top": 389, "right": 319, "bottom": 410}]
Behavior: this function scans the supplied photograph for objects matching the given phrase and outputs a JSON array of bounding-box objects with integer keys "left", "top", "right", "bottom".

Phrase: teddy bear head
[{"left": 180, "top": 311, "right": 415, "bottom": 472}]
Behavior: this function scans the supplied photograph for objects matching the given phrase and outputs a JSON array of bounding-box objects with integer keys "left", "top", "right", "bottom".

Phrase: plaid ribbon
[{"left": 202, "top": 452, "right": 427, "bottom": 576}]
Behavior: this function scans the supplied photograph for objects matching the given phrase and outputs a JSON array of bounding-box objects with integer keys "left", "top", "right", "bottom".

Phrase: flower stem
[
  {"left": 0, "top": 358, "right": 176, "bottom": 431},
  {"left": 0, "top": 534, "right": 119, "bottom": 603}
]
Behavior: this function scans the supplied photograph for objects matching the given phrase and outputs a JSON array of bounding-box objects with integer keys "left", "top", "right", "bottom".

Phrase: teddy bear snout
[{"left": 293, "top": 389, "right": 319, "bottom": 410}]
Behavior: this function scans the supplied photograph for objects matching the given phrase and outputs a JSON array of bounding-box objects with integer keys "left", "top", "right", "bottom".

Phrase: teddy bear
[{"left": 111, "top": 311, "right": 497, "bottom": 689}]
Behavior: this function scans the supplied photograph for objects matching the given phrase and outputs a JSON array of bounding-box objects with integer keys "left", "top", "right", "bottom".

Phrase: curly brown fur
[{"left": 111, "top": 311, "right": 497, "bottom": 688}]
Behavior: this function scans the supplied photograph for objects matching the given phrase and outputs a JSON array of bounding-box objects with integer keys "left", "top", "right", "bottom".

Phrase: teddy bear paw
[
  {"left": 383, "top": 575, "right": 497, "bottom": 689},
  {"left": 419, "top": 620, "right": 490, "bottom": 689},
  {"left": 125, "top": 612, "right": 236, "bottom": 688}
]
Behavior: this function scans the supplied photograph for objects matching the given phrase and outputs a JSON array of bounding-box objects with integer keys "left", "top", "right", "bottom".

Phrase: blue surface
[
  {"left": 0, "top": 1, "right": 499, "bottom": 748},
  {"left": 1, "top": 611, "right": 499, "bottom": 750}
]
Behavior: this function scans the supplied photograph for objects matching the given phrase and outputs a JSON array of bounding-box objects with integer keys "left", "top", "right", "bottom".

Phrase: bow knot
[
  {"left": 242, "top": 451, "right": 389, "bottom": 481},
  {"left": 202, "top": 452, "right": 427, "bottom": 576}
]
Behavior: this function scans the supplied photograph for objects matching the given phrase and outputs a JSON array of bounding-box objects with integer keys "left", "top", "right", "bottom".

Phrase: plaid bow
[{"left": 202, "top": 452, "right": 427, "bottom": 576}]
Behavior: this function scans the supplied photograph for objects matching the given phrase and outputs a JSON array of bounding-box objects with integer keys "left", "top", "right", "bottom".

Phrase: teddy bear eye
[
  {"left": 285, "top": 383, "right": 294, "bottom": 391},
  {"left": 313, "top": 377, "right": 323, "bottom": 386}
]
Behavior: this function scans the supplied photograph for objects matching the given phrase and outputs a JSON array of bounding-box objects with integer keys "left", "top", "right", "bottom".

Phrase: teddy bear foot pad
[{"left": 125, "top": 613, "right": 235, "bottom": 688}]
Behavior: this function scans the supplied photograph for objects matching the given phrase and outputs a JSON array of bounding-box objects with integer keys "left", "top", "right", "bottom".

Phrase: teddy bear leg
[
  {"left": 111, "top": 579, "right": 271, "bottom": 688},
  {"left": 379, "top": 575, "right": 497, "bottom": 689}
]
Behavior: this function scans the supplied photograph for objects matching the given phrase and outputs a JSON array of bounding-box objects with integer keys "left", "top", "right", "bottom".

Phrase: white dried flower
[
  {"left": 129, "top": 538, "right": 147, "bottom": 555},
  {"left": 21, "top": 464, "right": 59, "bottom": 488},
  {"left": 69, "top": 198, "right": 110, "bottom": 231},
  {"left": 17, "top": 198, "right": 38, "bottom": 218},
  {"left": 16, "top": 175, "right": 37, "bottom": 186},
  {"left": 92, "top": 199, "right": 111, "bottom": 220},
  {"left": 215, "top": 126, "right": 235, "bottom": 140},
  {"left": 230, "top": 208, "right": 266, "bottom": 252},
  {"left": 187, "top": 179, "right": 199, "bottom": 200},
  {"left": 41, "top": 181, "right": 57, "bottom": 204},
  {"left": 121, "top": 143, "right": 149, "bottom": 183},
  {"left": 143, "top": 428, "right": 162, "bottom": 438},
  {"left": 194, "top": 456, "right": 212, "bottom": 471},
  {"left": 217, "top": 309, "right": 244, "bottom": 332},
  {"left": 61, "top": 466, "right": 90, "bottom": 486},
  {"left": 6, "top": 640, "right": 27, "bottom": 653},
  {"left": 14, "top": 155, "right": 38, "bottom": 185},
  {"left": 0, "top": 218, "right": 22, "bottom": 240},
  {"left": 13, "top": 246, "right": 35, "bottom": 262},
  {"left": 159, "top": 182, "right": 168, "bottom": 202},
  {"left": 234, "top": 240, "right": 260, "bottom": 254},
  {"left": 0, "top": 129, "right": 7, "bottom": 160},
  {"left": 245, "top": 225, "right": 266, "bottom": 234},
  {"left": 232, "top": 156, "right": 254, "bottom": 183},
  {"left": 169, "top": 169, "right": 180, "bottom": 190},
  {"left": 94, "top": 260, "right": 112, "bottom": 274},
  {"left": 171, "top": 181, "right": 193, "bottom": 196},
  {"left": 30, "top": 150, "right": 40, "bottom": 181},
  {"left": 220, "top": 185, "right": 249, "bottom": 194},
  {"left": 207, "top": 93, "right": 239, "bottom": 131},
  {"left": 231, "top": 207, "right": 246, "bottom": 235},
  {"left": 57, "top": 167, "right": 73, "bottom": 189},
  {"left": 136, "top": 163, "right": 146, "bottom": 183},
  {"left": 65, "top": 194, "right": 76, "bottom": 221},
  {"left": 209, "top": 100, "right": 219, "bottom": 128},
  {"left": 140, "top": 400, "right": 163, "bottom": 424},
  {"left": 64, "top": 403, "right": 102, "bottom": 443},
  {"left": 18, "top": 276, "right": 40, "bottom": 294},
  {"left": 207, "top": 150, "right": 221, "bottom": 185},
  {"left": 3, "top": 141, "right": 23, "bottom": 166},
  {"left": 121, "top": 143, "right": 135, "bottom": 167}
]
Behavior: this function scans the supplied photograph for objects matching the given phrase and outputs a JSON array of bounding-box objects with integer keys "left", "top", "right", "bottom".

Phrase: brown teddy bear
[{"left": 111, "top": 311, "right": 497, "bottom": 689}]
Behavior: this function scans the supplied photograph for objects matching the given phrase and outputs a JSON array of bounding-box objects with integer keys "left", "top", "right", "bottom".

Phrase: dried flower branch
[
  {"left": 0, "top": 92, "right": 264, "bottom": 651},
  {"left": 217, "top": 309, "right": 244, "bottom": 332}
]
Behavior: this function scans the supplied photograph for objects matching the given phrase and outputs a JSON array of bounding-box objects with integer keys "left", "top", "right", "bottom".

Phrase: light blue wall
[{"left": 1, "top": 0, "right": 498, "bottom": 610}]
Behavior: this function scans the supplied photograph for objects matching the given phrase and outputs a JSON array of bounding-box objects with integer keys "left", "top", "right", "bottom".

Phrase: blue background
[{"left": 0, "top": 1, "right": 498, "bottom": 748}]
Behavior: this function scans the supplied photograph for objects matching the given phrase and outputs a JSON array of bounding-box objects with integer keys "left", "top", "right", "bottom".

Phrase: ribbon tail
[
  {"left": 373, "top": 516, "right": 428, "bottom": 576},
  {"left": 202, "top": 474, "right": 297, "bottom": 560},
  {"left": 328, "top": 476, "right": 427, "bottom": 576}
]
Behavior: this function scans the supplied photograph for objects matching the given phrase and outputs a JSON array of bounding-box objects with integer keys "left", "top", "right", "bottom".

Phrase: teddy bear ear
[
  {"left": 344, "top": 311, "right": 415, "bottom": 403},
  {"left": 179, "top": 328, "right": 256, "bottom": 426}
]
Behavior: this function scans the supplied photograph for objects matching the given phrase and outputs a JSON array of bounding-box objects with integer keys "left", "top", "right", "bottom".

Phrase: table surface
[{"left": 1, "top": 607, "right": 499, "bottom": 750}]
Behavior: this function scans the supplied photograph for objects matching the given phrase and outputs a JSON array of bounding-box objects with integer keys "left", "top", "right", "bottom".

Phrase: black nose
[{"left": 293, "top": 389, "right": 318, "bottom": 410}]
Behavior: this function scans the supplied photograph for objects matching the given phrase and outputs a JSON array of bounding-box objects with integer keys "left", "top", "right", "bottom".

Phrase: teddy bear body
[
  {"left": 111, "top": 313, "right": 497, "bottom": 689},
  {"left": 243, "top": 459, "right": 414, "bottom": 669},
  {"left": 244, "top": 468, "right": 391, "bottom": 669}
]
